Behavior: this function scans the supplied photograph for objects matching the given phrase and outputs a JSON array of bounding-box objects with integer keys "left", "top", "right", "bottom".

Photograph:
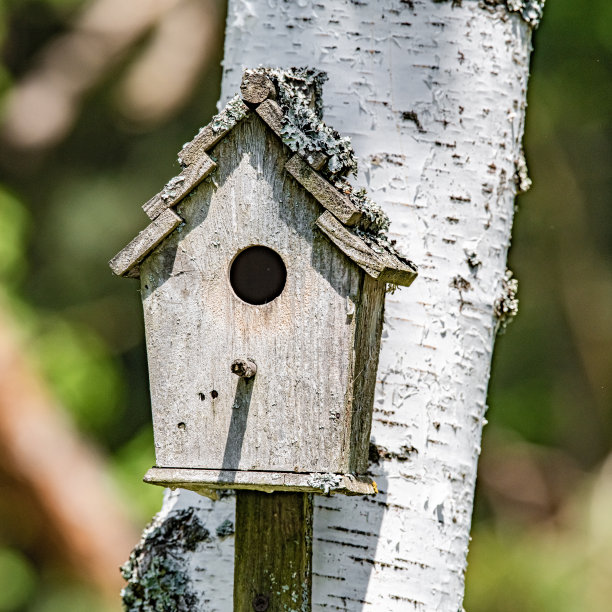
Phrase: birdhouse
[{"left": 109, "top": 69, "right": 417, "bottom": 497}]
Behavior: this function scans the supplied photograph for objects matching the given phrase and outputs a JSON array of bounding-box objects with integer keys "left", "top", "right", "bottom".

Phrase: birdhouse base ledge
[{"left": 144, "top": 467, "right": 377, "bottom": 499}]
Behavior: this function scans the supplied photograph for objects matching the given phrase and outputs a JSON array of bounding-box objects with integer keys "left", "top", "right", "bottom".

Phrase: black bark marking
[{"left": 401, "top": 110, "right": 425, "bottom": 132}]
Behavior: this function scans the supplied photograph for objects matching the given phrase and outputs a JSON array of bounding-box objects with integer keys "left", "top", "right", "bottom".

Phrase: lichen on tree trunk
[{"left": 121, "top": 508, "right": 211, "bottom": 611}]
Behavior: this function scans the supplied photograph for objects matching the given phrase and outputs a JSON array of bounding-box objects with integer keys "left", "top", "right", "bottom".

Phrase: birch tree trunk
[{"left": 124, "top": 1, "right": 541, "bottom": 610}]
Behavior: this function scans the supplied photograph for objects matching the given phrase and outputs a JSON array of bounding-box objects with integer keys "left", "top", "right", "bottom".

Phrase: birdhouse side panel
[
  {"left": 348, "top": 274, "right": 387, "bottom": 473},
  {"left": 140, "top": 116, "right": 363, "bottom": 474}
]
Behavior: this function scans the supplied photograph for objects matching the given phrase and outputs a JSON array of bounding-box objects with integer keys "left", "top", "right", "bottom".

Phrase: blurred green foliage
[
  {"left": 0, "top": 0, "right": 609, "bottom": 610},
  {"left": 487, "top": 0, "right": 612, "bottom": 463},
  {"left": 0, "top": 186, "right": 29, "bottom": 287},
  {"left": 33, "top": 318, "right": 123, "bottom": 436},
  {"left": 0, "top": 548, "right": 36, "bottom": 611}
]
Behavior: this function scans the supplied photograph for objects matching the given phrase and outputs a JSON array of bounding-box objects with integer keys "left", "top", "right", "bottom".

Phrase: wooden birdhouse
[{"left": 109, "top": 70, "right": 417, "bottom": 497}]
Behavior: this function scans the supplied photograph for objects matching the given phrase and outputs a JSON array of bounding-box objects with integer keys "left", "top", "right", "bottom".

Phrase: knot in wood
[
  {"left": 252, "top": 594, "right": 269, "bottom": 611},
  {"left": 231, "top": 358, "right": 257, "bottom": 379},
  {"left": 240, "top": 73, "right": 276, "bottom": 105}
]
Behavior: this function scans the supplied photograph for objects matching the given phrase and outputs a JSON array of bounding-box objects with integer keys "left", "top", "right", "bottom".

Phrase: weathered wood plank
[
  {"left": 316, "top": 211, "right": 418, "bottom": 286},
  {"left": 378, "top": 252, "right": 419, "bottom": 286},
  {"left": 109, "top": 209, "right": 182, "bottom": 277},
  {"left": 315, "top": 211, "right": 385, "bottom": 279},
  {"left": 178, "top": 99, "right": 250, "bottom": 167},
  {"left": 255, "top": 99, "right": 285, "bottom": 140},
  {"left": 240, "top": 72, "right": 276, "bottom": 105},
  {"left": 143, "top": 153, "right": 217, "bottom": 220},
  {"left": 349, "top": 274, "right": 387, "bottom": 472},
  {"left": 177, "top": 126, "right": 225, "bottom": 167},
  {"left": 285, "top": 154, "right": 362, "bottom": 226},
  {"left": 234, "top": 492, "right": 312, "bottom": 612},
  {"left": 144, "top": 467, "right": 377, "bottom": 496}
]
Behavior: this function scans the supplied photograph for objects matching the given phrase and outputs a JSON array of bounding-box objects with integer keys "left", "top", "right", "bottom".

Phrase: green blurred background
[{"left": 0, "top": 1, "right": 610, "bottom": 610}]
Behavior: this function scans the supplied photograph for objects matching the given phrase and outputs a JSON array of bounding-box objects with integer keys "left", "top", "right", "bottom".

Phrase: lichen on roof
[
  {"left": 245, "top": 67, "right": 358, "bottom": 180},
  {"left": 161, "top": 175, "right": 186, "bottom": 203},
  {"left": 178, "top": 95, "right": 248, "bottom": 168},
  {"left": 211, "top": 94, "right": 249, "bottom": 133}
]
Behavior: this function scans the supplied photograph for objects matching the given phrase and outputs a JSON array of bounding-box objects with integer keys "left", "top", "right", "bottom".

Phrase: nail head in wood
[
  {"left": 241, "top": 73, "right": 276, "bottom": 105},
  {"left": 252, "top": 594, "right": 269, "bottom": 611},
  {"left": 231, "top": 358, "right": 257, "bottom": 379}
]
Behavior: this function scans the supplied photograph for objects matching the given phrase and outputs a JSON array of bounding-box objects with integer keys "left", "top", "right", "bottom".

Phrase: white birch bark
[{"left": 140, "top": 1, "right": 539, "bottom": 610}]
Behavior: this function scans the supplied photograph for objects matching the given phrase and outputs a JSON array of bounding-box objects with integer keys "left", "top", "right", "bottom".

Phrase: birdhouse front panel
[{"left": 140, "top": 116, "right": 364, "bottom": 474}]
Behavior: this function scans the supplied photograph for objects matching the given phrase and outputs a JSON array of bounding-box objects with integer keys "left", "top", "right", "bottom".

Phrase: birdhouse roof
[{"left": 109, "top": 70, "right": 417, "bottom": 287}]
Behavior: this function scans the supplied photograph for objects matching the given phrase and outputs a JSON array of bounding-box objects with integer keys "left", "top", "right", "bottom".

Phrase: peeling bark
[{"left": 124, "top": 0, "right": 537, "bottom": 610}]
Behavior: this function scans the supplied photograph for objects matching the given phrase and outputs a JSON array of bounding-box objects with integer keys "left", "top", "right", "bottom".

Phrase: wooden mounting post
[{"left": 234, "top": 491, "right": 313, "bottom": 611}]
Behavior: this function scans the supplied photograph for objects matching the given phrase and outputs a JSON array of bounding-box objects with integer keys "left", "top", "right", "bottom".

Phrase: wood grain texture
[
  {"left": 234, "top": 492, "right": 312, "bottom": 612},
  {"left": 348, "top": 274, "right": 386, "bottom": 473},
  {"left": 285, "top": 155, "right": 362, "bottom": 226},
  {"left": 109, "top": 208, "right": 182, "bottom": 277},
  {"left": 142, "top": 153, "right": 217, "bottom": 220},
  {"left": 144, "top": 467, "right": 377, "bottom": 496},
  {"left": 141, "top": 115, "right": 366, "bottom": 474},
  {"left": 255, "top": 99, "right": 284, "bottom": 140},
  {"left": 178, "top": 99, "right": 250, "bottom": 167},
  {"left": 316, "top": 211, "right": 418, "bottom": 286},
  {"left": 377, "top": 253, "right": 419, "bottom": 286},
  {"left": 240, "top": 72, "right": 276, "bottom": 105}
]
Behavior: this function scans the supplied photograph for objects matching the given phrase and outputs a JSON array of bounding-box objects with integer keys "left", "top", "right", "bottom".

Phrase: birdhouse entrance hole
[{"left": 229, "top": 246, "right": 287, "bottom": 305}]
